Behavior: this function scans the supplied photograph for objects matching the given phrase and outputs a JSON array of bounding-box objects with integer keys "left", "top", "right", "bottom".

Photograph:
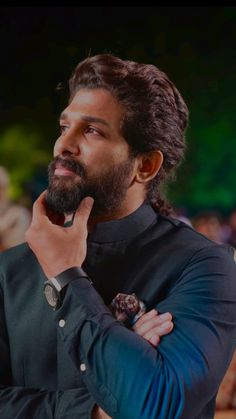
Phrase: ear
[{"left": 135, "top": 151, "right": 163, "bottom": 184}]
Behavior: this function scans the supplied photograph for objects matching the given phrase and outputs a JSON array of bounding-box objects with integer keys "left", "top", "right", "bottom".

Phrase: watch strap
[
  {"left": 44, "top": 267, "right": 92, "bottom": 311},
  {"left": 51, "top": 266, "right": 92, "bottom": 290}
]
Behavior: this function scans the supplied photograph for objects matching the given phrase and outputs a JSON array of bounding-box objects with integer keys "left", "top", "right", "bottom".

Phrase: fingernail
[
  {"left": 159, "top": 312, "right": 171, "bottom": 321},
  {"left": 147, "top": 309, "right": 157, "bottom": 318},
  {"left": 83, "top": 197, "right": 94, "bottom": 207}
]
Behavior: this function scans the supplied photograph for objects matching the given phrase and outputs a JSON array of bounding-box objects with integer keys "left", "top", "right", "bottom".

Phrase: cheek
[
  {"left": 53, "top": 138, "right": 61, "bottom": 156},
  {"left": 85, "top": 145, "right": 115, "bottom": 166}
]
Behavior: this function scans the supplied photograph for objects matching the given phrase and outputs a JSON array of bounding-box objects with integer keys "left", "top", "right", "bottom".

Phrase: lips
[
  {"left": 54, "top": 162, "right": 77, "bottom": 177},
  {"left": 49, "top": 157, "right": 85, "bottom": 179},
  {"left": 54, "top": 167, "right": 76, "bottom": 176}
]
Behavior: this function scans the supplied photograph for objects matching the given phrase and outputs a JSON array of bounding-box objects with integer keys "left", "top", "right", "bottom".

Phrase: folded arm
[
  {"left": 25, "top": 193, "right": 236, "bottom": 418},
  {"left": 53, "top": 245, "right": 236, "bottom": 419}
]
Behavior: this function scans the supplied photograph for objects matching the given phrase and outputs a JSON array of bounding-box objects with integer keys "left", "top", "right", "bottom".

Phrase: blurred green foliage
[
  {"left": 0, "top": 7, "right": 235, "bottom": 215},
  {"left": 0, "top": 126, "right": 50, "bottom": 200},
  {"left": 169, "top": 117, "right": 236, "bottom": 215}
]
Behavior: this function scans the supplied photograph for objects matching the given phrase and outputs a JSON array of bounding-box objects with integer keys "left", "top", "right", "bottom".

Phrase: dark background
[{"left": 1, "top": 6, "right": 236, "bottom": 216}]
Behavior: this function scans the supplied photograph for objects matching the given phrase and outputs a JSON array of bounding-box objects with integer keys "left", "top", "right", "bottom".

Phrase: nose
[{"left": 53, "top": 130, "right": 80, "bottom": 157}]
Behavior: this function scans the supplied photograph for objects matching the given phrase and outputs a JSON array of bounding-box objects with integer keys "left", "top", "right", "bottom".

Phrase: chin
[{"left": 51, "top": 175, "right": 81, "bottom": 189}]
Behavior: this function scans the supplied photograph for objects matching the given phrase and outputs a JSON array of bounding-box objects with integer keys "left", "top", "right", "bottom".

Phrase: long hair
[{"left": 69, "top": 54, "right": 189, "bottom": 216}]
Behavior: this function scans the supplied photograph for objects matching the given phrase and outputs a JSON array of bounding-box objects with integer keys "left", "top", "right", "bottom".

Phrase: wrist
[
  {"left": 54, "top": 266, "right": 90, "bottom": 283},
  {"left": 44, "top": 266, "right": 92, "bottom": 310},
  {"left": 46, "top": 263, "right": 85, "bottom": 279}
]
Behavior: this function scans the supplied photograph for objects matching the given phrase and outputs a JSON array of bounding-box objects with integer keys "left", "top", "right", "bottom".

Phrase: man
[
  {"left": 0, "top": 166, "right": 31, "bottom": 251},
  {"left": 0, "top": 54, "right": 235, "bottom": 419}
]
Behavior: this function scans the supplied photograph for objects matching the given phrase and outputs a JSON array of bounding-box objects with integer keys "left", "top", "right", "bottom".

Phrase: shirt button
[
  {"left": 59, "top": 319, "right": 66, "bottom": 327},
  {"left": 80, "top": 363, "right": 86, "bottom": 372}
]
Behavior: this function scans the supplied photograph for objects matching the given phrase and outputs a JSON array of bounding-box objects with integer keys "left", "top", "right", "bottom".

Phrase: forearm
[
  {"left": 55, "top": 278, "right": 182, "bottom": 419},
  {"left": 0, "top": 386, "right": 57, "bottom": 419},
  {"left": 54, "top": 260, "right": 236, "bottom": 419},
  {"left": 0, "top": 385, "right": 95, "bottom": 419}
]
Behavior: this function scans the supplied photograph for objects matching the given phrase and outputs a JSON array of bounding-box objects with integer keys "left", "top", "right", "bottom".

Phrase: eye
[
  {"left": 59, "top": 125, "right": 69, "bottom": 135},
  {"left": 84, "top": 126, "right": 104, "bottom": 137}
]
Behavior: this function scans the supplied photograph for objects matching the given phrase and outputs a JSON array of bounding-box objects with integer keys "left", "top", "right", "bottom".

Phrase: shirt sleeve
[
  {"left": 0, "top": 386, "right": 95, "bottom": 419},
  {"left": 0, "top": 287, "right": 96, "bottom": 419},
  {"left": 54, "top": 244, "right": 236, "bottom": 419}
]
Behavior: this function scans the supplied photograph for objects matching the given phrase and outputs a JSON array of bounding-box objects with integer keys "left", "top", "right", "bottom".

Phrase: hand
[
  {"left": 25, "top": 190, "right": 94, "bottom": 278},
  {"left": 92, "top": 405, "right": 111, "bottom": 419},
  {"left": 133, "top": 309, "right": 173, "bottom": 346},
  {"left": 92, "top": 311, "right": 173, "bottom": 419}
]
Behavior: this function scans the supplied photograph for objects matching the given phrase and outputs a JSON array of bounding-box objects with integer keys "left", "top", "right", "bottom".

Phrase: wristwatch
[
  {"left": 110, "top": 293, "right": 146, "bottom": 327},
  {"left": 44, "top": 266, "right": 91, "bottom": 310}
]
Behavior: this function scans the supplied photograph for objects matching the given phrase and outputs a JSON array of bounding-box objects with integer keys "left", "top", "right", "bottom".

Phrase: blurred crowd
[
  {"left": 176, "top": 208, "right": 236, "bottom": 414},
  {"left": 0, "top": 166, "right": 31, "bottom": 252},
  {"left": 1, "top": 164, "right": 236, "bottom": 256},
  {"left": 176, "top": 208, "right": 236, "bottom": 258}
]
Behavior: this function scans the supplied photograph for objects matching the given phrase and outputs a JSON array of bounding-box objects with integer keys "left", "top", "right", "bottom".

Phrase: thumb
[{"left": 73, "top": 196, "right": 94, "bottom": 227}]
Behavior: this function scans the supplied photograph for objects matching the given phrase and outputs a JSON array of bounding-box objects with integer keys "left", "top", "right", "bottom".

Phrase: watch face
[{"left": 44, "top": 284, "right": 59, "bottom": 309}]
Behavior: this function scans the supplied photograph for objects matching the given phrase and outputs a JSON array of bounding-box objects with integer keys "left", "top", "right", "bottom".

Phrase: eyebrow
[{"left": 59, "top": 112, "right": 111, "bottom": 128}]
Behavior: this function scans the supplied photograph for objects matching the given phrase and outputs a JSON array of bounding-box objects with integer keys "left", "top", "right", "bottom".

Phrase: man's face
[{"left": 46, "top": 88, "right": 136, "bottom": 218}]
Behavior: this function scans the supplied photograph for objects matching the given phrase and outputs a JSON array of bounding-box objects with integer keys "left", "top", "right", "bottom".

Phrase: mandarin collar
[{"left": 88, "top": 201, "right": 157, "bottom": 243}]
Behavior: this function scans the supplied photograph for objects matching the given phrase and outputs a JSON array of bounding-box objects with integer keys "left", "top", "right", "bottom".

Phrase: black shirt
[{"left": 0, "top": 202, "right": 236, "bottom": 418}]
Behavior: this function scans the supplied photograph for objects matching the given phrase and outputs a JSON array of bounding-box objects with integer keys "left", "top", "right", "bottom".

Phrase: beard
[{"left": 45, "top": 155, "right": 135, "bottom": 217}]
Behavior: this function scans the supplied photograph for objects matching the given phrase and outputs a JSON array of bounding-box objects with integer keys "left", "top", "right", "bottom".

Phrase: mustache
[{"left": 48, "top": 156, "right": 86, "bottom": 177}]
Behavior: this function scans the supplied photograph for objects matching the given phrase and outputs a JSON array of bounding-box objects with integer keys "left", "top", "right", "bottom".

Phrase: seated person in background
[
  {"left": 216, "top": 350, "right": 236, "bottom": 413},
  {"left": 192, "top": 211, "right": 223, "bottom": 244},
  {"left": 193, "top": 211, "right": 236, "bottom": 417},
  {"left": 0, "top": 166, "right": 31, "bottom": 251}
]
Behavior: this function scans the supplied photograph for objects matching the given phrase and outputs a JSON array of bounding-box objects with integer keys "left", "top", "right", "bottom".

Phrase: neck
[{"left": 88, "top": 195, "right": 146, "bottom": 230}]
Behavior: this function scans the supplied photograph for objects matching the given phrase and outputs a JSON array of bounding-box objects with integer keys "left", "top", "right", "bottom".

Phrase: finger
[
  {"left": 149, "top": 335, "right": 161, "bottom": 347},
  {"left": 143, "top": 320, "right": 174, "bottom": 340},
  {"left": 134, "top": 311, "right": 172, "bottom": 335},
  {"left": 135, "top": 317, "right": 173, "bottom": 337},
  {"left": 73, "top": 196, "right": 94, "bottom": 228},
  {"left": 133, "top": 309, "right": 158, "bottom": 329}
]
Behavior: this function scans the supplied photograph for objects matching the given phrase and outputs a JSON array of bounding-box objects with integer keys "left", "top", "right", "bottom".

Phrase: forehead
[{"left": 63, "top": 88, "right": 124, "bottom": 128}]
